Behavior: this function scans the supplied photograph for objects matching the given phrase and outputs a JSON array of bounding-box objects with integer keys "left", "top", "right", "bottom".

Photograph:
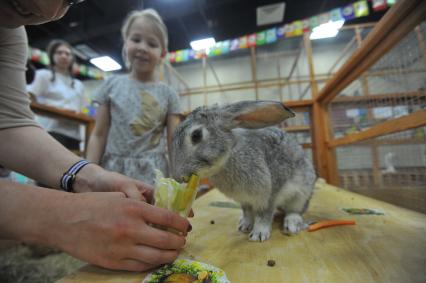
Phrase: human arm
[
  {"left": 0, "top": 179, "right": 191, "bottom": 271},
  {"left": 0, "top": 125, "right": 153, "bottom": 199},
  {"left": 86, "top": 103, "right": 110, "bottom": 164}
]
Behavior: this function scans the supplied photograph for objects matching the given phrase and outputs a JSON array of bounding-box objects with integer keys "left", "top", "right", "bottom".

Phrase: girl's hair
[
  {"left": 121, "top": 9, "right": 168, "bottom": 69},
  {"left": 46, "top": 39, "right": 75, "bottom": 88}
]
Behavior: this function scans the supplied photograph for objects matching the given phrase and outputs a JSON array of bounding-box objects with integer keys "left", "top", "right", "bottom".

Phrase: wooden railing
[
  {"left": 30, "top": 102, "right": 95, "bottom": 152},
  {"left": 310, "top": 0, "right": 426, "bottom": 184}
]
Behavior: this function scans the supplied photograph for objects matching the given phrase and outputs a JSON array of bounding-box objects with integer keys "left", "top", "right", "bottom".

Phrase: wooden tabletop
[{"left": 57, "top": 182, "right": 426, "bottom": 283}]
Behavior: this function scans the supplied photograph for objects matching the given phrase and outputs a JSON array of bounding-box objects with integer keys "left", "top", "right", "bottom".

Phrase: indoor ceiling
[{"left": 26, "top": 0, "right": 386, "bottom": 67}]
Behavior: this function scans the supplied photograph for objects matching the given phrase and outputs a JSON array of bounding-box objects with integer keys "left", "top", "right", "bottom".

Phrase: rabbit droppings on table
[{"left": 171, "top": 100, "right": 316, "bottom": 242}]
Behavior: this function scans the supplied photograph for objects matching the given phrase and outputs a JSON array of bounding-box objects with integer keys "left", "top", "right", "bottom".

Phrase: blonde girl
[{"left": 87, "top": 9, "right": 181, "bottom": 185}]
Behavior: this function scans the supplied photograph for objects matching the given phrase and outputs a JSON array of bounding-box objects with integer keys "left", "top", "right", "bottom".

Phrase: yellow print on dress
[{"left": 130, "top": 91, "right": 163, "bottom": 146}]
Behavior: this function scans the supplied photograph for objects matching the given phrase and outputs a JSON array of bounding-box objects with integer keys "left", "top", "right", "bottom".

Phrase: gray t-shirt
[{"left": 94, "top": 74, "right": 181, "bottom": 184}]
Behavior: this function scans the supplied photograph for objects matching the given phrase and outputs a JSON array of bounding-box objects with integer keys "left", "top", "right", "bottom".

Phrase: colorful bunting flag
[
  {"left": 330, "top": 8, "right": 344, "bottom": 21},
  {"left": 302, "top": 19, "right": 311, "bottom": 32},
  {"left": 266, "top": 28, "right": 278, "bottom": 43},
  {"left": 239, "top": 36, "right": 248, "bottom": 49},
  {"left": 292, "top": 21, "right": 303, "bottom": 36},
  {"left": 354, "top": 0, "right": 369, "bottom": 17},
  {"left": 309, "top": 16, "right": 319, "bottom": 29},
  {"left": 230, "top": 38, "right": 240, "bottom": 51},
  {"left": 256, "top": 31, "right": 267, "bottom": 45},
  {"left": 175, "top": 50, "right": 184, "bottom": 62},
  {"left": 166, "top": 0, "right": 381, "bottom": 63},
  {"left": 221, "top": 40, "right": 231, "bottom": 54},
  {"left": 247, "top": 33, "right": 257, "bottom": 47},
  {"left": 276, "top": 25, "right": 285, "bottom": 38},
  {"left": 318, "top": 13, "right": 331, "bottom": 25},
  {"left": 372, "top": 0, "right": 387, "bottom": 11},
  {"left": 341, "top": 4, "right": 356, "bottom": 20}
]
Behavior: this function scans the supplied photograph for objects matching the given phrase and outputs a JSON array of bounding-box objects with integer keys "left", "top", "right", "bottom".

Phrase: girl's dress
[{"left": 93, "top": 74, "right": 181, "bottom": 185}]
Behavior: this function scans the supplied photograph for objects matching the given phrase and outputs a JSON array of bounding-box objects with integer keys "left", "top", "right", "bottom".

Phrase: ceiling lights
[
  {"left": 90, "top": 56, "right": 122, "bottom": 72},
  {"left": 190, "top": 37, "right": 216, "bottom": 51},
  {"left": 310, "top": 20, "right": 345, "bottom": 40}
]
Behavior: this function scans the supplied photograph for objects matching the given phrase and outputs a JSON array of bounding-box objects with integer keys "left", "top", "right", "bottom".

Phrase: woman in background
[{"left": 28, "top": 39, "right": 84, "bottom": 152}]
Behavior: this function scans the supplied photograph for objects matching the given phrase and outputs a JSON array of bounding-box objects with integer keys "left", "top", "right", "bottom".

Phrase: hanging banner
[
  {"left": 230, "top": 38, "right": 240, "bottom": 51},
  {"left": 372, "top": 0, "right": 387, "bottom": 11},
  {"left": 285, "top": 23, "right": 295, "bottom": 37},
  {"left": 302, "top": 19, "right": 311, "bottom": 32},
  {"left": 175, "top": 50, "right": 184, "bottom": 62},
  {"left": 247, "top": 33, "right": 257, "bottom": 47},
  {"left": 292, "top": 21, "right": 303, "bottom": 36},
  {"left": 220, "top": 40, "right": 231, "bottom": 54},
  {"left": 194, "top": 49, "right": 205, "bottom": 59},
  {"left": 330, "top": 8, "right": 344, "bottom": 21},
  {"left": 309, "top": 16, "right": 319, "bottom": 30},
  {"left": 276, "top": 25, "right": 285, "bottom": 38},
  {"left": 318, "top": 13, "right": 331, "bottom": 25},
  {"left": 354, "top": 0, "right": 369, "bottom": 17},
  {"left": 168, "top": 51, "right": 176, "bottom": 63},
  {"left": 239, "top": 35, "right": 248, "bottom": 49},
  {"left": 341, "top": 4, "right": 356, "bottom": 20},
  {"left": 266, "top": 28, "right": 278, "bottom": 43},
  {"left": 168, "top": 0, "right": 382, "bottom": 63},
  {"left": 256, "top": 31, "right": 267, "bottom": 45}
]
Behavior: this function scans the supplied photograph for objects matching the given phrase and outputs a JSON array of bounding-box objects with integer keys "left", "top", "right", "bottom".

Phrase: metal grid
[
  {"left": 330, "top": 23, "right": 426, "bottom": 139},
  {"left": 337, "top": 127, "right": 426, "bottom": 189}
]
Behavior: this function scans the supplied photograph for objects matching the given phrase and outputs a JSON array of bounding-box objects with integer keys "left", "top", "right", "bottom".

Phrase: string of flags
[
  {"left": 28, "top": 46, "right": 105, "bottom": 80},
  {"left": 168, "top": 0, "right": 397, "bottom": 64}
]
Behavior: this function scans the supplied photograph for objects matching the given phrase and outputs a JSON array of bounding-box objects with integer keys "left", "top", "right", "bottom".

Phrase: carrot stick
[{"left": 308, "top": 220, "right": 356, "bottom": 232}]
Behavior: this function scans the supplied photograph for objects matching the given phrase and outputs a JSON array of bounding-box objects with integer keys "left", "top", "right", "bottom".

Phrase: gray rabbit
[{"left": 171, "top": 100, "right": 316, "bottom": 242}]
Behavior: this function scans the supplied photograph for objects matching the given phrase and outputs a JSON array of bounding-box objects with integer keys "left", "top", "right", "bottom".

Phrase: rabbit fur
[{"left": 171, "top": 100, "right": 316, "bottom": 242}]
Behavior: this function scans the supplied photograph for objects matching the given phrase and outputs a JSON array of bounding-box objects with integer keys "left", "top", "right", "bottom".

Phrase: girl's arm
[
  {"left": 166, "top": 114, "right": 181, "bottom": 167},
  {"left": 86, "top": 104, "right": 110, "bottom": 164}
]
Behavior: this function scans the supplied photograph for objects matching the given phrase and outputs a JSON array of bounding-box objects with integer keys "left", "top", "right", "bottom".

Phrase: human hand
[
  {"left": 74, "top": 164, "right": 154, "bottom": 201},
  {"left": 45, "top": 192, "right": 191, "bottom": 271}
]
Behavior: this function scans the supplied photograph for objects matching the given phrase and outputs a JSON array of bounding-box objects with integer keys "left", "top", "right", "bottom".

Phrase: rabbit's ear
[{"left": 222, "top": 100, "right": 295, "bottom": 130}]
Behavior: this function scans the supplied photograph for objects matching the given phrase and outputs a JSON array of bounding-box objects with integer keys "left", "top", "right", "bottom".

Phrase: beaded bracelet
[{"left": 60, "top": 160, "right": 91, "bottom": 192}]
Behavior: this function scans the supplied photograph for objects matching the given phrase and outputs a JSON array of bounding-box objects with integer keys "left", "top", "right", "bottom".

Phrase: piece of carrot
[{"left": 308, "top": 220, "right": 356, "bottom": 232}]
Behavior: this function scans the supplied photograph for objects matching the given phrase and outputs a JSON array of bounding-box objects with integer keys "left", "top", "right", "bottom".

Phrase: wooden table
[
  {"left": 30, "top": 102, "right": 95, "bottom": 150},
  {"left": 57, "top": 182, "right": 426, "bottom": 283}
]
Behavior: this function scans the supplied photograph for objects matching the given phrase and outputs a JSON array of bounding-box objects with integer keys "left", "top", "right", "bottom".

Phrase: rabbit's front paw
[
  {"left": 249, "top": 223, "right": 271, "bottom": 242},
  {"left": 283, "top": 213, "right": 306, "bottom": 235},
  {"left": 238, "top": 216, "right": 253, "bottom": 233}
]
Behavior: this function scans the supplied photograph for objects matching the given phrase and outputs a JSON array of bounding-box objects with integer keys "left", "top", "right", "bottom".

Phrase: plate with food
[{"left": 142, "top": 259, "right": 230, "bottom": 283}]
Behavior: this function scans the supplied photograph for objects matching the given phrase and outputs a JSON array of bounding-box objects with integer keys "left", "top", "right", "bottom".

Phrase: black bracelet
[{"left": 60, "top": 160, "right": 91, "bottom": 192}]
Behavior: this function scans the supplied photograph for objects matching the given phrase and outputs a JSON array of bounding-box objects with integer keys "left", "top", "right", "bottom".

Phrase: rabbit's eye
[{"left": 191, "top": 129, "right": 203, "bottom": 144}]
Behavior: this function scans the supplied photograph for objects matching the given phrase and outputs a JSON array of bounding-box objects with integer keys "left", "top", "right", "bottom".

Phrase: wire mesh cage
[
  {"left": 329, "top": 22, "right": 426, "bottom": 192},
  {"left": 337, "top": 126, "right": 426, "bottom": 190},
  {"left": 330, "top": 23, "right": 426, "bottom": 139}
]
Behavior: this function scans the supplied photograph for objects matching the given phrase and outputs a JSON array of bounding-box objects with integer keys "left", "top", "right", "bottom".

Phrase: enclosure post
[
  {"left": 304, "top": 33, "right": 339, "bottom": 185},
  {"left": 202, "top": 56, "right": 207, "bottom": 105},
  {"left": 250, "top": 46, "right": 259, "bottom": 100}
]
